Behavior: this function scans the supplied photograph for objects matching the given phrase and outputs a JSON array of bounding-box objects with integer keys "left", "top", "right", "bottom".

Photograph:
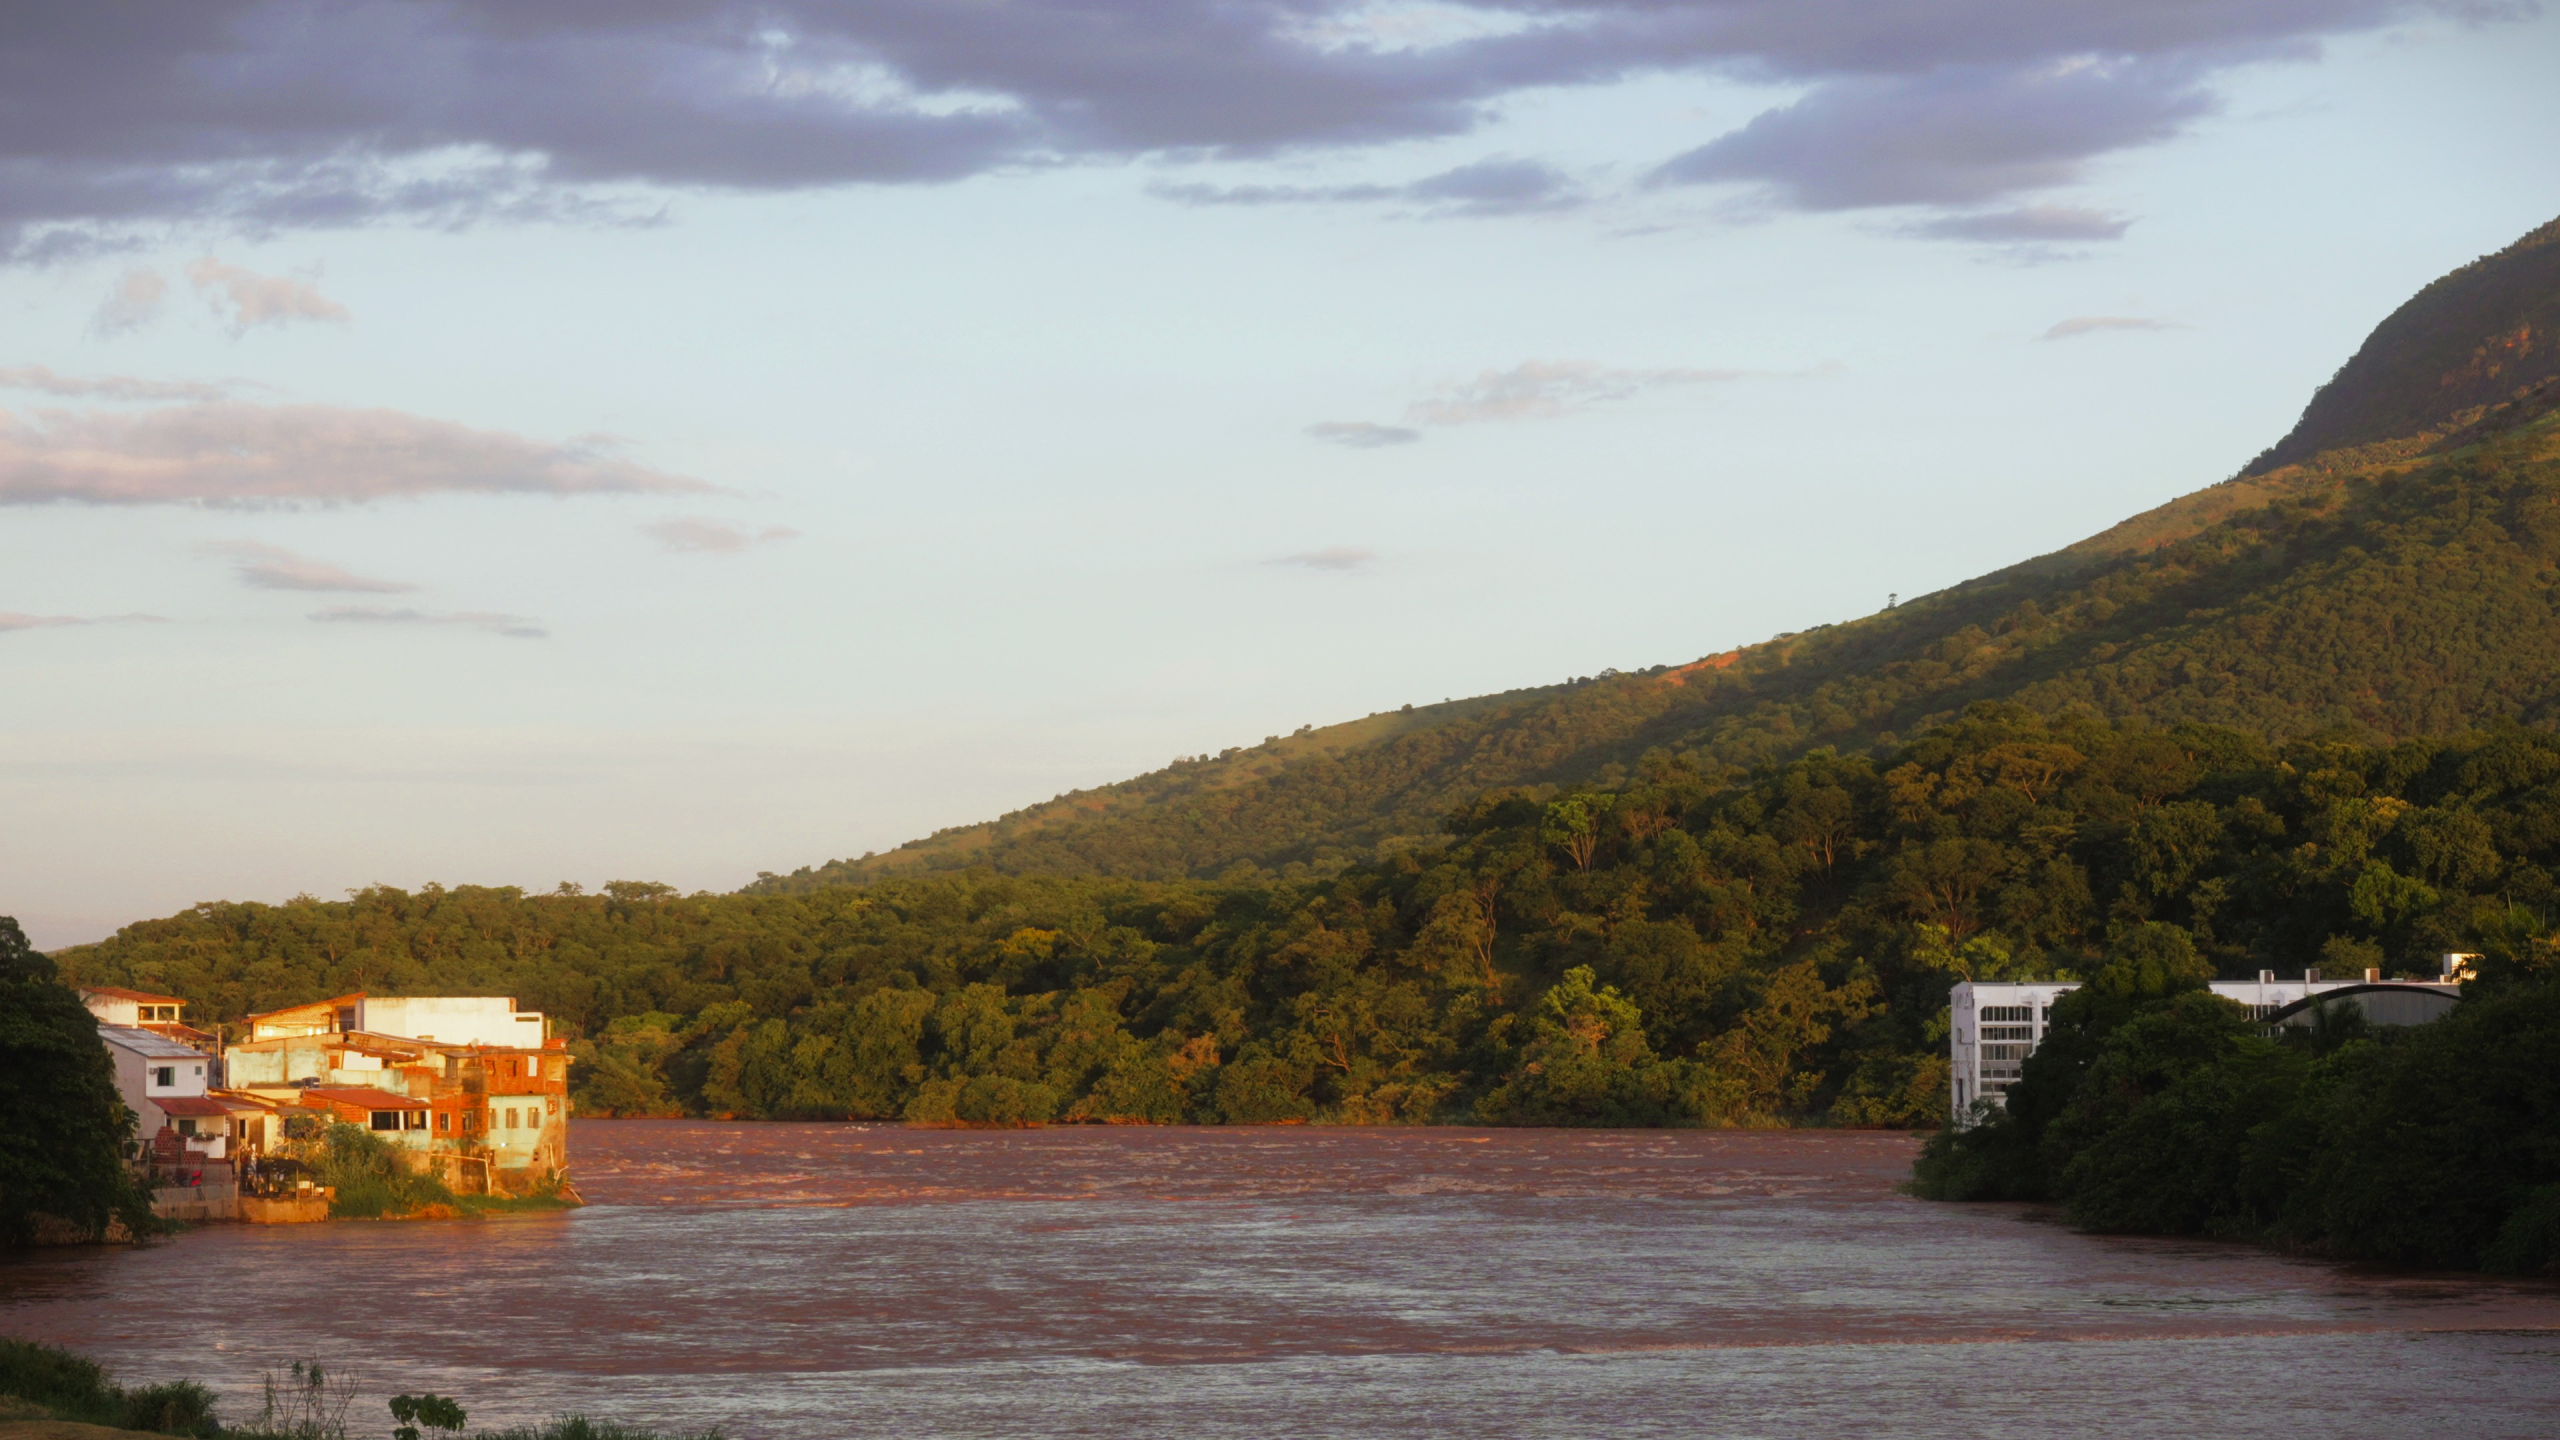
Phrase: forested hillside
[
  {"left": 762, "top": 396, "right": 2560, "bottom": 890},
  {"left": 754, "top": 213, "right": 2560, "bottom": 893},
  {"left": 59, "top": 712, "right": 2560, "bottom": 1128}
]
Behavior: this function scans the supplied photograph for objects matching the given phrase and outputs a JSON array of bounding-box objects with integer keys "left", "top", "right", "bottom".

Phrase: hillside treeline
[
  {"left": 1913, "top": 952, "right": 2560, "bottom": 1274},
  {"left": 59, "top": 708, "right": 2560, "bottom": 1128},
  {"left": 760, "top": 413, "right": 2560, "bottom": 889}
]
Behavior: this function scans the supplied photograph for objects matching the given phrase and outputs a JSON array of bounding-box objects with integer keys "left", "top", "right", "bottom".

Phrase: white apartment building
[
  {"left": 243, "top": 992, "right": 545, "bottom": 1047},
  {"left": 1948, "top": 958, "right": 2470, "bottom": 1121}
]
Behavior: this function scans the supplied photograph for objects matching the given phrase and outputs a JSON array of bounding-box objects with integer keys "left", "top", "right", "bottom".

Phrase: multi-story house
[{"left": 222, "top": 993, "right": 571, "bottom": 1194}]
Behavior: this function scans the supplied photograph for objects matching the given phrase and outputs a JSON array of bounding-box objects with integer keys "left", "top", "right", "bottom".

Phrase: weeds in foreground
[{"left": 3, "top": 1338, "right": 719, "bottom": 1439}]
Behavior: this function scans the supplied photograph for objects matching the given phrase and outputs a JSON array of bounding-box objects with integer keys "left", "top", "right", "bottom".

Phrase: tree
[{"left": 0, "top": 918, "right": 154, "bottom": 1246}]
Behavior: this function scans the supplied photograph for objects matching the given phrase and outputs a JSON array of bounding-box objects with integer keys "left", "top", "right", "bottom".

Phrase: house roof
[
  {"left": 153, "top": 1096, "right": 239, "bottom": 1118},
  {"left": 298, "top": 1086, "right": 427, "bottom": 1110},
  {"left": 245, "top": 993, "right": 365, "bottom": 1023},
  {"left": 79, "top": 986, "right": 186, "bottom": 1005},
  {"left": 96, "top": 1024, "right": 209, "bottom": 1060}
]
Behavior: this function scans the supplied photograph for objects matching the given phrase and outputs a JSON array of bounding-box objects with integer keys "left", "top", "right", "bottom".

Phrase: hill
[{"left": 758, "top": 212, "right": 2560, "bottom": 893}]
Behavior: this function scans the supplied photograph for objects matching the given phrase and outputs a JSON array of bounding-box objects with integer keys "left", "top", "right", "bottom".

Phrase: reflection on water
[{"left": 5, "top": 1122, "right": 2556, "bottom": 1438}]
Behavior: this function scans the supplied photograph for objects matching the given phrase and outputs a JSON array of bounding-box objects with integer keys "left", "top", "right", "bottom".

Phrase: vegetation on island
[
  {"left": 1911, "top": 958, "right": 2560, "bottom": 1275},
  {"left": 0, "top": 1337, "right": 720, "bottom": 1440},
  {"left": 55, "top": 713, "right": 2560, "bottom": 1130}
]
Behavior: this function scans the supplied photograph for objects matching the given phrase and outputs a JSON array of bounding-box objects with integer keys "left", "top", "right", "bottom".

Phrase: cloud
[
  {"left": 1157, "top": 157, "right": 1581, "bottom": 218},
  {"left": 0, "top": 2, "right": 2473, "bottom": 257},
  {"left": 91, "top": 267, "right": 167, "bottom": 335},
  {"left": 1404, "top": 360, "right": 1747, "bottom": 425},
  {"left": 0, "top": 401, "right": 710, "bottom": 505},
  {"left": 186, "top": 257, "right": 349, "bottom": 333},
  {"left": 203, "top": 540, "right": 414, "bottom": 592},
  {"left": 1909, "top": 205, "right": 2133, "bottom": 243},
  {"left": 642, "top": 517, "right": 801, "bottom": 554},
  {"left": 1271, "top": 546, "right": 1376, "bottom": 572},
  {"left": 1304, "top": 420, "right": 1421, "bottom": 448},
  {"left": 0, "top": 611, "right": 167, "bottom": 633},
  {"left": 0, "top": 365, "right": 234, "bottom": 402},
  {"left": 1649, "top": 60, "right": 2215, "bottom": 211},
  {"left": 309, "top": 605, "right": 545, "bottom": 639},
  {"left": 2039, "top": 315, "right": 2187, "bottom": 340}
]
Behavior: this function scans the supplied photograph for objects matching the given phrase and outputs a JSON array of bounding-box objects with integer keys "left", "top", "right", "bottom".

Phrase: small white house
[{"left": 97, "top": 1023, "right": 223, "bottom": 1158}]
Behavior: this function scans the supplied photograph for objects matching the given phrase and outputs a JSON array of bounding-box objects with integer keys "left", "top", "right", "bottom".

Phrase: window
[
  {"left": 151, "top": 1066, "right": 176, "bottom": 1087},
  {"left": 527, "top": 1056, "right": 541, "bottom": 1079},
  {"left": 370, "top": 1111, "right": 402, "bottom": 1131},
  {"left": 437, "top": 1111, "right": 451, "bottom": 1133},
  {"left": 1981, "top": 1006, "right": 2034, "bottom": 1023},
  {"left": 176, "top": 1118, "right": 198, "bottom": 1136},
  {"left": 463, "top": 1111, "right": 479, "bottom": 1133},
  {"left": 505, "top": 1108, "right": 519, "bottom": 1129},
  {"left": 1982, "top": 1025, "right": 2035, "bottom": 1041},
  {"left": 191, "top": 1065, "right": 203, "bottom": 1076}
]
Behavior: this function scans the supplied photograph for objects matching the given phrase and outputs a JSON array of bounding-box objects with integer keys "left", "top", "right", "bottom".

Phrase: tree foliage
[
  {"left": 56, "top": 711, "right": 2560, "bottom": 1130},
  {"left": 0, "top": 916, "right": 153, "bottom": 1246}
]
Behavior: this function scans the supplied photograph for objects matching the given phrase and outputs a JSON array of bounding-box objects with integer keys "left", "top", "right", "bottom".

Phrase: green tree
[{"left": 0, "top": 918, "right": 153, "bottom": 1246}]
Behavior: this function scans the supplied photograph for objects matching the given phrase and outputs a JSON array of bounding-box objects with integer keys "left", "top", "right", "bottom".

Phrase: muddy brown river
[{"left": 6, "top": 1123, "right": 2558, "bottom": 1437}]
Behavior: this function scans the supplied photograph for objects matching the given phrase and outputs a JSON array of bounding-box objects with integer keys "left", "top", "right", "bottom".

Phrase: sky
[{"left": 4, "top": 2, "right": 2559, "bottom": 948}]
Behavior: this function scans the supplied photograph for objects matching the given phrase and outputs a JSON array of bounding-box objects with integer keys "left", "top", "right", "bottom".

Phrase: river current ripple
[{"left": 5, "top": 1122, "right": 2557, "bottom": 1437}]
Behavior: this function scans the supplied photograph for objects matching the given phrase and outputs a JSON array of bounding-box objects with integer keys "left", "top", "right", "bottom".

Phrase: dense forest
[
  {"left": 59, "top": 710, "right": 2560, "bottom": 1128},
  {"left": 1912, "top": 952, "right": 2560, "bottom": 1275},
  {"left": 761, "top": 383, "right": 2560, "bottom": 891}
]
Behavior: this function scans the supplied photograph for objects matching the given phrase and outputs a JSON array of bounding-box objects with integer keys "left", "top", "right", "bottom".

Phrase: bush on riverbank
[
  {"left": 1912, "top": 963, "right": 2560, "bottom": 1273},
  {"left": 305, "top": 1126, "right": 581, "bottom": 1221},
  {"left": 0, "top": 1338, "right": 218, "bottom": 1437}
]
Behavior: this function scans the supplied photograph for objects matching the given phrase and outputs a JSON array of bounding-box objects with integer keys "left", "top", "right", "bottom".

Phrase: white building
[
  {"left": 1948, "top": 958, "right": 2470, "bottom": 1121},
  {"left": 242, "top": 992, "right": 545, "bottom": 1047},
  {"left": 96, "top": 1023, "right": 247, "bottom": 1165}
]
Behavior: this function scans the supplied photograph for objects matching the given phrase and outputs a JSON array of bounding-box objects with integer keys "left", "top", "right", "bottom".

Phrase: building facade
[
  {"left": 1948, "top": 961, "right": 2468, "bottom": 1122},
  {"left": 223, "top": 1018, "right": 571, "bottom": 1194}
]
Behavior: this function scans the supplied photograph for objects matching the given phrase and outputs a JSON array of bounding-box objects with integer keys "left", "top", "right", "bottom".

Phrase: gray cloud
[
  {"left": 1159, "top": 156, "right": 1581, "bottom": 217},
  {"left": 91, "top": 267, "right": 167, "bottom": 335},
  {"left": 0, "top": 401, "right": 710, "bottom": 505},
  {"left": 644, "top": 517, "right": 801, "bottom": 553},
  {"left": 0, "top": 610, "right": 168, "bottom": 633},
  {"left": 1305, "top": 420, "right": 1422, "bottom": 448},
  {"left": 1405, "top": 360, "right": 1747, "bottom": 425},
  {"left": 2040, "top": 315, "right": 2187, "bottom": 340},
  {"left": 310, "top": 605, "right": 545, "bottom": 639},
  {"left": 1271, "top": 545, "right": 1376, "bottom": 572},
  {"left": 1649, "top": 60, "right": 2217, "bottom": 210},
  {"left": 0, "top": 364, "right": 235, "bottom": 402},
  {"left": 205, "top": 540, "right": 414, "bottom": 592},
  {"left": 187, "top": 256, "right": 349, "bottom": 333},
  {"left": 0, "top": 1, "right": 2473, "bottom": 258},
  {"left": 1909, "top": 205, "right": 2133, "bottom": 243}
]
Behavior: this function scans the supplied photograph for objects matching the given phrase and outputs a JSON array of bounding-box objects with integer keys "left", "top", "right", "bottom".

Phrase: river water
[{"left": 4, "top": 1122, "right": 2556, "bottom": 1438}]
